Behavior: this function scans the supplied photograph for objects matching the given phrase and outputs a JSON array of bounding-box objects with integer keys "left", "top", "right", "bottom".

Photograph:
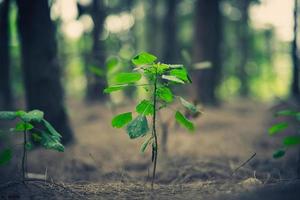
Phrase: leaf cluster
[
  {"left": 105, "top": 52, "right": 200, "bottom": 153},
  {"left": 268, "top": 110, "right": 300, "bottom": 159},
  {"left": 0, "top": 110, "right": 64, "bottom": 165}
]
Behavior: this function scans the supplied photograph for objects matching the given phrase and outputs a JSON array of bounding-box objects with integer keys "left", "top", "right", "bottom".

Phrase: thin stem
[
  {"left": 22, "top": 122, "right": 27, "bottom": 181},
  {"left": 151, "top": 70, "right": 158, "bottom": 189}
]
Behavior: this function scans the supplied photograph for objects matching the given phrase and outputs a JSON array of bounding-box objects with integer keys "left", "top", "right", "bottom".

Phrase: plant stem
[
  {"left": 151, "top": 71, "right": 158, "bottom": 189},
  {"left": 22, "top": 123, "right": 27, "bottom": 181}
]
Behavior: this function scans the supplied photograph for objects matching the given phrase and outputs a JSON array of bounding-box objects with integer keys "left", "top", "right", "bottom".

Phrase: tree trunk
[
  {"left": 86, "top": 0, "right": 107, "bottom": 101},
  {"left": 16, "top": 0, "right": 73, "bottom": 144},
  {"left": 146, "top": 0, "right": 159, "bottom": 55},
  {"left": 292, "top": 0, "right": 300, "bottom": 179},
  {"left": 162, "top": 0, "right": 178, "bottom": 63},
  {"left": 193, "top": 0, "right": 222, "bottom": 105},
  {"left": 292, "top": 0, "right": 300, "bottom": 101},
  {"left": 237, "top": 0, "right": 251, "bottom": 97},
  {"left": 0, "top": 0, "right": 13, "bottom": 110}
]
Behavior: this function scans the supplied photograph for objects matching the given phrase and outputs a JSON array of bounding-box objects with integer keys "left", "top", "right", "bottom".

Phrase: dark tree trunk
[
  {"left": 292, "top": 0, "right": 300, "bottom": 101},
  {"left": 237, "top": 0, "right": 251, "bottom": 97},
  {"left": 16, "top": 0, "right": 73, "bottom": 144},
  {"left": 146, "top": 0, "right": 159, "bottom": 54},
  {"left": 193, "top": 0, "right": 222, "bottom": 105},
  {"left": 0, "top": 0, "right": 13, "bottom": 110},
  {"left": 292, "top": 0, "right": 300, "bottom": 179},
  {"left": 162, "top": 0, "right": 178, "bottom": 63},
  {"left": 86, "top": 0, "right": 107, "bottom": 101}
]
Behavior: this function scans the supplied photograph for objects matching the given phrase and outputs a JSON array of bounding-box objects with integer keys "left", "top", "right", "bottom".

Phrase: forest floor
[{"left": 1, "top": 99, "right": 300, "bottom": 199}]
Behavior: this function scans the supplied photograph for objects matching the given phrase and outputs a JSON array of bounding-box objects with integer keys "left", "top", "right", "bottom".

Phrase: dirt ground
[{"left": 1, "top": 99, "right": 299, "bottom": 199}]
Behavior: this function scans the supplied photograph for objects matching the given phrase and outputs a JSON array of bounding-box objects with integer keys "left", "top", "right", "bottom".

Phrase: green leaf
[
  {"left": 155, "top": 63, "right": 169, "bottom": 74},
  {"left": 38, "top": 119, "right": 64, "bottom": 152},
  {"left": 106, "top": 57, "right": 119, "bottom": 71},
  {"left": 140, "top": 135, "right": 153, "bottom": 153},
  {"left": 104, "top": 84, "right": 129, "bottom": 93},
  {"left": 283, "top": 136, "right": 300, "bottom": 147},
  {"left": 169, "top": 68, "right": 190, "bottom": 82},
  {"left": 157, "top": 87, "right": 173, "bottom": 103},
  {"left": 136, "top": 100, "right": 154, "bottom": 116},
  {"left": 111, "top": 72, "right": 142, "bottom": 84},
  {"left": 40, "top": 130, "right": 64, "bottom": 152},
  {"left": 132, "top": 52, "right": 157, "bottom": 65},
  {"left": 21, "top": 110, "right": 44, "bottom": 122},
  {"left": 175, "top": 111, "right": 195, "bottom": 131},
  {"left": 268, "top": 122, "right": 288, "bottom": 136},
  {"left": 15, "top": 110, "right": 26, "bottom": 117},
  {"left": 126, "top": 115, "right": 149, "bottom": 139},
  {"left": 273, "top": 149, "right": 285, "bottom": 159},
  {"left": 0, "top": 111, "right": 17, "bottom": 120},
  {"left": 0, "top": 148, "right": 12, "bottom": 165},
  {"left": 179, "top": 97, "right": 199, "bottom": 114},
  {"left": 89, "top": 66, "right": 104, "bottom": 77},
  {"left": 112, "top": 112, "right": 132, "bottom": 128},
  {"left": 162, "top": 75, "right": 185, "bottom": 84},
  {"left": 275, "top": 110, "right": 298, "bottom": 117},
  {"left": 15, "top": 122, "right": 34, "bottom": 131},
  {"left": 41, "top": 119, "right": 63, "bottom": 142}
]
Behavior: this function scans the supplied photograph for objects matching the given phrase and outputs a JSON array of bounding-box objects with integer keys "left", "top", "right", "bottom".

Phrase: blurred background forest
[{"left": 0, "top": 0, "right": 299, "bottom": 150}]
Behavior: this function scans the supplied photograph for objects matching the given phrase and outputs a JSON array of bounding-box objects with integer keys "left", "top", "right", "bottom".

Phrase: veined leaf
[
  {"left": 112, "top": 112, "right": 132, "bottom": 128},
  {"left": 180, "top": 97, "right": 199, "bottom": 114},
  {"left": 157, "top": 87, "right": 173, "bottom": 103},
  {"left": 283, "top": 136, "right": 300, "bottom": 147},
  {"left": 169, "top": 68, "right": 190, "bottom": 82},
  {"left": 126, "top": 115, "right": 149, "bottom": 139},
  {"left": 175, "top": 111, "right": 195, "bottom": 131},
  {"left": 40, "top": 130, "right": 64, "bottom": 152},
  {"left": 162, "top": 75, "right": 185, "bottom": 84},
  {"left": 104, "top": 84, "right": 129, "bottom": 93},
  {"left": 0, "top": 111, "right": 17, "bottom": 120},
  {"left": 273, "top": 149, "right": 285, "bottom": 159},
  {"left": 15, "top": 122, "right": 34, "bottom": 131},
  {"left": 268, "top": 122, "right": 288, "bottom": 136},
  {"left": 132, "top": 52, "right": 157, "bottom": 65},
  {"left": 40, "top": 119, "right": 64, "bottom": 152},
  {"left": 136, "top": 100, "right": 154, "bottom": 116},
  {"left": 0, "top": 148, "right": 12, "bottom": 165},
  {"left": 42, "top": 119, "right": 62, "bottom": 141},
  {"left": 21, "top": 110, "right": 44, "bottom": 122},
  {"left": 111, "top": 72, "right": 142, "bottom": 84}
]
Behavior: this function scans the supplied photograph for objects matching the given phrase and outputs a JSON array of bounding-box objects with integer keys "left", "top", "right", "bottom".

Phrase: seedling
[
  {"left": 104, "top": 52, "right": 199, "bottom": 188},
  {"left": 268, "top": 109, "right": 300, "bottom": 158},
  {"left": 0, "top": 110, "right": 64, "bottom": 181}
]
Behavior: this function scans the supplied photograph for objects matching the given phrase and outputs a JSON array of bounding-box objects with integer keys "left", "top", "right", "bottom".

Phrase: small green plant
[
  {"left": 0, "top": 110, "right": 64, "bottom": 181},
  {"left": 104, "top": 52, "right": 199, "bottom": 187},
  {"left": 268, "top": 109, "right": 300, "bottom": 159}
]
